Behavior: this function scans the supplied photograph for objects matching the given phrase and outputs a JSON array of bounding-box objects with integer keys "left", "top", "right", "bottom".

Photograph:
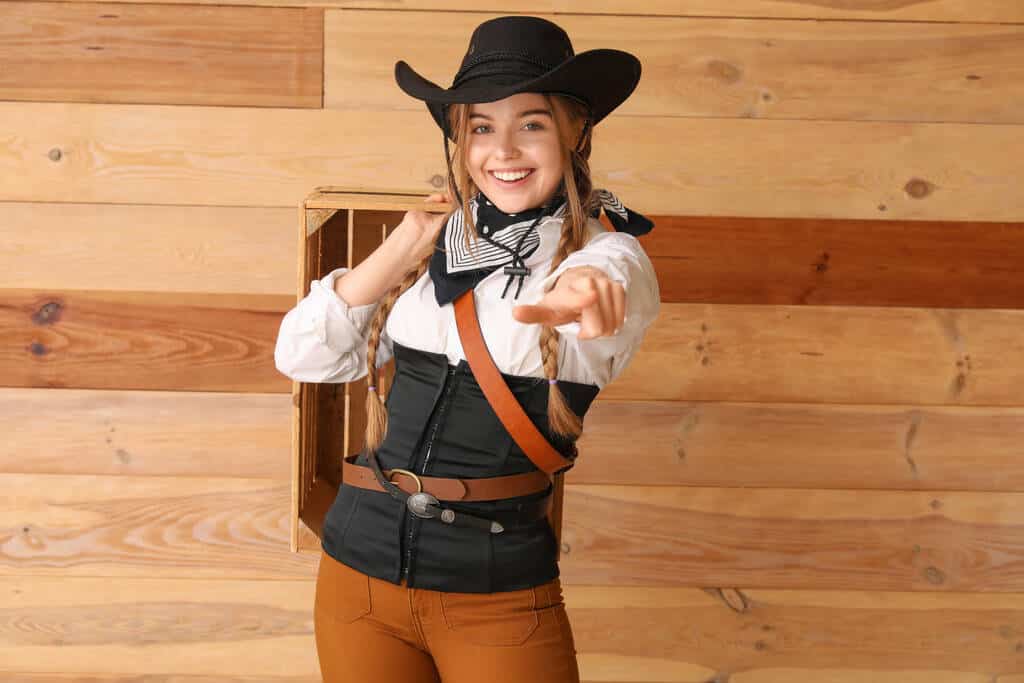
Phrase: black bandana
[{"left": 428, "top": 188, "right": 655, "bottom": 307}]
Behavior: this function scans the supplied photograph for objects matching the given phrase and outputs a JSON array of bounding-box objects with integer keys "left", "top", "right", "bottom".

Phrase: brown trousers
[{"left": 313, "top": 550, "right": 581, "bottom": 683}]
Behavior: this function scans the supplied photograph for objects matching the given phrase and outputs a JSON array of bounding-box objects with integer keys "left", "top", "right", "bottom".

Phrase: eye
[
  {"left": 523, "top": 121, "right": 544, "bottom": 131},
  {"left": 471, "top": 124, "right": 491, "bottom": 134}
]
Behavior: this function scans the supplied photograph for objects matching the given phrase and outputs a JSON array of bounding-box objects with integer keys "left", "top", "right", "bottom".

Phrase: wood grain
[
  {"left": 2, "top": 576, "right": 1024, "bottom": 679},
  {"left": 4, "top": 473, "right": 1024, "bottom": 591},
  {"left": 0, "top": 2, "right": 323, "bottom": 107},
  {"left": 51, "top": 0, "right": 1024, "bottom": 23},
  {"left": 0, "top": 474, "right": 318, "bottom": 579},
  {"left": 0, "top": 388, "right": 290, "bottom": 479},
  {"left": 6, "top": 290, "right": 1024, "bottom": 404},
  {"left": 8, "top": 201, "right": 1023, "bottom": 309},
  {"left": 610, "top": 303, "right": 1024, "bottom": 404},
  {"left": 641, "top": 215, "right": 1024, "bottom": 308},
  {"left": 558, "top": 484, "right": 1024, "bottom": 591},
  {"left": 0, "top": 202, "right": 298, "bottom": 295},
  {"left": 6, "top": 388, "right": 1024, "bottom": 492},
  {"left": 328, "top": 10, "right": 1024, "bottom": 123},
  {"left": 1, "top": 289, "right": 287, "bottom": 392},
  {"left": 4, "top": 102, "right": 1022, "bottom": 220}
]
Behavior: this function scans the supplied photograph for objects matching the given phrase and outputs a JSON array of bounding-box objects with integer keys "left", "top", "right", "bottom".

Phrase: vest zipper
[{"left": 401, "top": 364, "right": 459, "bottom": 584}]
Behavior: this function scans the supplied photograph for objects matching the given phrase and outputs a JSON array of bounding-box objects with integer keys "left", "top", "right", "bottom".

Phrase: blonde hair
[{"left": 363, "top": 93, "right": 600, "bottom": 453}]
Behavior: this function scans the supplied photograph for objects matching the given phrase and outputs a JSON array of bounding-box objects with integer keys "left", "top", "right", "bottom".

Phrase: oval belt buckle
[{"left": 386, "top": 468, "right": 440, "bottom": 520}]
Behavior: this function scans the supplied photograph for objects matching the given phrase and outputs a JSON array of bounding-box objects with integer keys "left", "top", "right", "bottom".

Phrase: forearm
[{"left": 334, "top": 229, "right": 421, "bottom": 306}]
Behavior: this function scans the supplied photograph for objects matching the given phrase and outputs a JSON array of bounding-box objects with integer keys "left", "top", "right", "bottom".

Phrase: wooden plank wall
[{"left": 2, "top": 1, "right": 1023, "bottom": 681}]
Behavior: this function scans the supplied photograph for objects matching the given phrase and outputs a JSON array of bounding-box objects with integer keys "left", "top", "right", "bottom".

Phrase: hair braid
[
  {"left": 363, "top": 252, "right": 433, "bottom": 452},
  {"left": 539, "top": 96, "right": 596, "bottom": 439}
]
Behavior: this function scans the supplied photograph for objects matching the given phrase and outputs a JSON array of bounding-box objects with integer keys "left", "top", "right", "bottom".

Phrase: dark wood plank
[
  {"left": 6, "top": 290, "right": 1024, "bottom": 405},
  {"left": 0, "top": 2, "right": 322, "bottom": 107},
  {"left": 2, "top": 289, "right": 290, "bottom": 392},
  {"left": 640, "top": 215, "right": 1024, "bottom": 308}
]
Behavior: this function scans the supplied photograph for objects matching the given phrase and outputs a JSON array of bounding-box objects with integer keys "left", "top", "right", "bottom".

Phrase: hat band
[{"left": 452, "top": 51, "right": 560, "bottom": 89}]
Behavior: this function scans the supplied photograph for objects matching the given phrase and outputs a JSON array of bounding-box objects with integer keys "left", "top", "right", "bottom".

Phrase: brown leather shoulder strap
[{"left": 453, "top": 290, "right": 574, "bottom": 475}]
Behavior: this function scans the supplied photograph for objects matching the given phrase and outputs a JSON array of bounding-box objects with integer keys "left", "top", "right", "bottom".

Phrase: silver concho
[{"left": 406, "top": 491, "right": 440, "bottom": 519}]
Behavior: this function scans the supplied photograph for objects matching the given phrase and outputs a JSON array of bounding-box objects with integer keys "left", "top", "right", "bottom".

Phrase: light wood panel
[
  {"left": 4, "top": 473, "right": 1024, "bottom": 591},
  {"left": 6, "top": 291, "right": 1024, "bottom": 404},
  {"left": 612, "top": 302, "right": 1024, "bottom": 404},
  {"left": 0, "top": 388, "right": 291, "bottom": 479},
  {"left": 2, "top": 576, "right": 1024, "bottom": 680},
  {"left": 571, "top": 401, "right": 1024, "bottom": 491},
  {"left": 558, "top": 484, "right": 1024, "bottom": 590},
  {"left": 0, "top": 575, "right": 320, "bottom": 678},
  {"left": 0, "top": 2, "right": 323, "bottom": 107},
  {"left": 6, "top": 388, "right": 1024, "bottom": 492},
  {"left": 0, "top": 474, "right": 318, "bottom": 579},
  {"left": 53, "top": 0, "right": 1024, "bottom": 23},
  {"left": 0, "top": 202, "right": 297, "bottom": 294},
  {"left": 4, "top": 102, "right": 1022, "bottom": 220},
  {"left": 327, "top": 10, "right": 1024, "bottom": 124}
]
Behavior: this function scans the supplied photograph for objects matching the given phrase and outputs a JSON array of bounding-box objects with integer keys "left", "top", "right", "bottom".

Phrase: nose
[{"left": 494, "top": 128, "right": 520, "bottom": 160}]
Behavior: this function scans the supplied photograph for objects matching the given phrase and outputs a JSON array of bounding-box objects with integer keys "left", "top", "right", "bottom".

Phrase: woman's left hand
[{"left": 512, "top": 266, "right": 625, "bottom": 340}]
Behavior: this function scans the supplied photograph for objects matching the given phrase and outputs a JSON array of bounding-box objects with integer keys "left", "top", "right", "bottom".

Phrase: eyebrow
[{"left": 468, "top": 109, "right": 552, "bottom": 120}]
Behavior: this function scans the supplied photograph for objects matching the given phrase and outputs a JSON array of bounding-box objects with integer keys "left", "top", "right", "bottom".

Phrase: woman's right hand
[{"left": 393, "top": 192, "right": 453, "bottom": 265}]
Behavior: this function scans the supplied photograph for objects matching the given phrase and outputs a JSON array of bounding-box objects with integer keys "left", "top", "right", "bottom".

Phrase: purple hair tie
[
  {"left": 548, "top": 378, "right": 558, "bottom": 385},
  {"left": 368, "top": 385, "right": 376, "bottom": 392}
]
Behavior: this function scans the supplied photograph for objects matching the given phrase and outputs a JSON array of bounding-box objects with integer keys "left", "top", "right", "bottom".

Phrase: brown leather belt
[{"left": 342, "top": 452, "right": 552, "bottom": 502}]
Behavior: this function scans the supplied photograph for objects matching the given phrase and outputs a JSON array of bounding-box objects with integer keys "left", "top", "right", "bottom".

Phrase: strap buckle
[
  {"left": 384, "top": 468, "right": 422, "bottom": 493},
  {"left": 386, "top": 468, "right": 441, "bottom": 519}
]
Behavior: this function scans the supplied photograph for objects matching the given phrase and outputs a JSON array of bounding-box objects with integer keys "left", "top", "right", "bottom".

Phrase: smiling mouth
[{"left": 489, "top": 169, "right": 534, "bottom": 185}]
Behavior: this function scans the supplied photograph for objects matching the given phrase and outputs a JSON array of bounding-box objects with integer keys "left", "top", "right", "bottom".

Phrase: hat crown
[{"left": 454, "top": 16, "right": 574, "bottom": 87}]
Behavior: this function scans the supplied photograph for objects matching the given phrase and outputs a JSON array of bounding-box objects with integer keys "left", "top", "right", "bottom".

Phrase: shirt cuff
[{"left": 308, "top": 267, "right": 380, "bottom": 352}]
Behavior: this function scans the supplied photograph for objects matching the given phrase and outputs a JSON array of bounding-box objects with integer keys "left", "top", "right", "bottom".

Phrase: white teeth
[{"left": 492, "top": 169, "right": 532, "bottom": 181}]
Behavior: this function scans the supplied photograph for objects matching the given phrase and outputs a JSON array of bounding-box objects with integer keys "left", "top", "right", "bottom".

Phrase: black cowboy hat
[{"left": 394, "top": 15, "right": 641, "bottom": 139}]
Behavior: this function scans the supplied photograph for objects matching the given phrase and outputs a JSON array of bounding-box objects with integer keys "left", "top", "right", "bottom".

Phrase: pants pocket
[
  {"left": 315, "top": 550, "right": 372, "bottom": 624},
  {"left": 440, "top": 583, "right": 541, "bottom": 647}
]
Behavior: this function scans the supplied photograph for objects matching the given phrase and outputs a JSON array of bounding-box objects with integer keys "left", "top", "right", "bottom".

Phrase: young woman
[{"left": 274, "top": 15, "right": 660, "bottom": 683}]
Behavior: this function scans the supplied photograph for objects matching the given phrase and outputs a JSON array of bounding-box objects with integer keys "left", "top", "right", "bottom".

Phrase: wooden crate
[
  {"left": 290, "top": 187, "right": 569, "bottom": 556},
  {"left": 289, "top": 188, "right": 433, "bottom": 553}
]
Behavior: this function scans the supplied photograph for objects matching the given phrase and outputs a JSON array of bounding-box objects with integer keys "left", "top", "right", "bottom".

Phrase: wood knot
[
  {"left": 923, "top": 565, "right": 945, "bottom": 584},
  {"left": 430, "top": 174, "right": 445, "bottom": 188},
  {"left": 813, "top": 252, "right": 830, "bottom": 273},
  {"left": 32, "top": 300, "right": 64, "bottom": 325},
  {"left": 706, "top": 60, "right": 743, "bottom": 84},
  {"left": 904, "top": 178, "right": 934, "bottom": 199}
]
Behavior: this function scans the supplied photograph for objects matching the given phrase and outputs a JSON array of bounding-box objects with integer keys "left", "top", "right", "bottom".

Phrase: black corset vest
[{"left": 320, "top": 340, "right": 601, "bottom": 593}]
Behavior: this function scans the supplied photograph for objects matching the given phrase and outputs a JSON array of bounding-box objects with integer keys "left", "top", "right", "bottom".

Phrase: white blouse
[{"left": 274, "top": 214, "right": 660, "bottom": 389}]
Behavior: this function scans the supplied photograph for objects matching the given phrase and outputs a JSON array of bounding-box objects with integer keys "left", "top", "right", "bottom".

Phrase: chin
[
  {"left": 480, "top": 181, "right": 559, "bottom": 215},
  {"left": 491, "top": 197, "right": 533, "bottom": 213}
]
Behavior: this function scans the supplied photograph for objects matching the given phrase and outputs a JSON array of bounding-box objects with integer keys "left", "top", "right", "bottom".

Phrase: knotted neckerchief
[{"left": 428, "top": 189, "right": 655, "bottom": 307}]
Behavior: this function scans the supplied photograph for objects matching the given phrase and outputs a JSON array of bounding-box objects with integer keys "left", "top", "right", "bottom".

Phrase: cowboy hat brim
[{"left": 394, "top": 48, "right": 640, "bottom": 138}]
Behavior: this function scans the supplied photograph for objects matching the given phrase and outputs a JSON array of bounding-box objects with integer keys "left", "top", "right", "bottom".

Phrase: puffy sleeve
[
  {"left": 530, "top": 230, "right": 660, "bottom": 387},
  {"left": 274, "top": 266, "right": 394, "bottom": 383}
]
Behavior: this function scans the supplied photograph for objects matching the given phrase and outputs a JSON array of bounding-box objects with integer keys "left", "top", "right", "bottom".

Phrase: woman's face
[{"left": 465, "top": 92, "right": 564, "bottom": 215}]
